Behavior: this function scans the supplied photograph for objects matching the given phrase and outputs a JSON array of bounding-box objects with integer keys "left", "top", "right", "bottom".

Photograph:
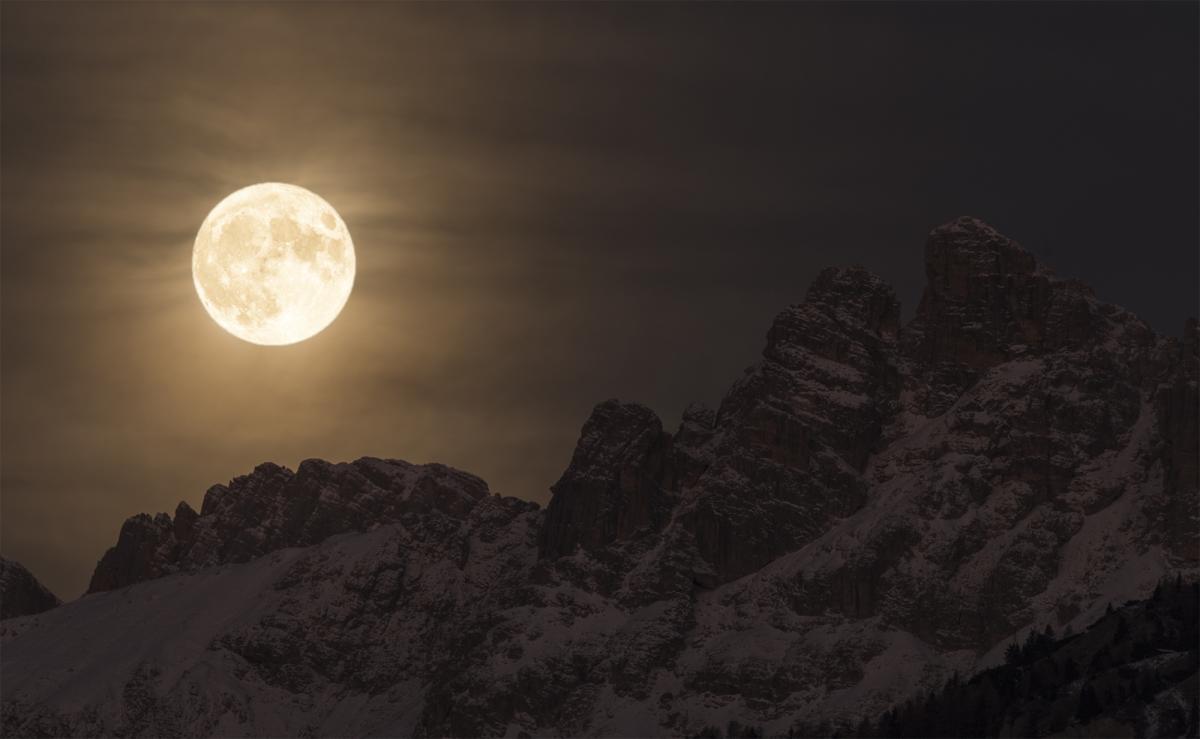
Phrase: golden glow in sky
[{"left": 192, "top": 183, "right": 355, "bottom": 346}]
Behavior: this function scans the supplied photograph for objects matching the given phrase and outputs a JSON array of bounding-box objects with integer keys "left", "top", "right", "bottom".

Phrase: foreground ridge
[{"left": 3, "top": 218, "right": 1196, "bottom": 738}]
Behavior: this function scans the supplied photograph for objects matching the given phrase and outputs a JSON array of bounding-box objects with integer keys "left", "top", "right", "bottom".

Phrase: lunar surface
[{"left": 192, "top": 183, "right": 355, "bottom": 345}]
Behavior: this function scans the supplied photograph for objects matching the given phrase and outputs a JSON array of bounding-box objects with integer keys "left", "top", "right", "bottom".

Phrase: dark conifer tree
[
  {"left": 855, "top": 716, "right": 872, "bottom": 738},
  {"left": 1076, "top": 682, "right": 1101, "bottom": 722},
  {"left": 1004, "top": 642, "right": 1021, "bottom": 665},
  {"left": 1114, "top": 614, "right": 1130, "bottom": 641},
  {"left": 1186, "top": 696, "right": 1198, "bottom": 739},
  {"left": 1062, "top": 657, "right": 1079, "bottom": 683}
]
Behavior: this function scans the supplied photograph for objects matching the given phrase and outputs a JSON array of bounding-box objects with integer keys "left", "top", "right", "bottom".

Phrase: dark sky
[{"left": 2, "top": 2, "right": 1196, "bottom": 599}]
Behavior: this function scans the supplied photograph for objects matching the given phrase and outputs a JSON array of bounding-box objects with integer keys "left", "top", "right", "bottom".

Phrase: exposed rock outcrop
[
  {"left": 539, "top": 400, "right": 674, "bottom": 559},
  {"left": 673, "top": 265, "right": 903, "bottom": 582},
  {"left": 901, "top": 216, "right": 1135, "bottom": 414}
]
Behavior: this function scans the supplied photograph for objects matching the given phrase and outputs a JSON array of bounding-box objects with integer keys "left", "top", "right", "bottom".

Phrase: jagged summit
[
  {"left": 799, "top": 265, "right": 901, "bottom": 337},
  {"left": 6, "top": 218, "right": 1195, "bottom": 738},
  {"left": 927, "top": 215, "right": 1034, "bottom": 266},
  {"left": 87, "top": 456, "right": 498, "bottom": 593},
  {"left": 908, "top": 217, "right": 1115, "bottom": 370},
  {"left": 538, "top": 399, "right": 671, "bottom": 561}
]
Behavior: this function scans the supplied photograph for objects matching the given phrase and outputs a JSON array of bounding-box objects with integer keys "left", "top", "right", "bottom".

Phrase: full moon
[{"left": 192, "top": 183, "right": 355, "bottom": 346}]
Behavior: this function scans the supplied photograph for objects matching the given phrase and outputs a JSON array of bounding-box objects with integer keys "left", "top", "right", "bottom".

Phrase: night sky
[{"left": 2, "top": 2, "right": 1196, "bottom": 598}]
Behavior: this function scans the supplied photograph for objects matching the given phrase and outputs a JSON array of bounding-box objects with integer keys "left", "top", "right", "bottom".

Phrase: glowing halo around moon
[{"left": 192, "top": 183, "right": 356, "bottom": 346}]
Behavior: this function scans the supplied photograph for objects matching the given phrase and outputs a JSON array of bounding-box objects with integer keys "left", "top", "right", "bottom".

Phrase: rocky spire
[
  {"left": 899, "top": 216, "right": 1153, "bottom": 414},
  {"left": 538, "top": 400, "right": 674, "bottom": 559}
]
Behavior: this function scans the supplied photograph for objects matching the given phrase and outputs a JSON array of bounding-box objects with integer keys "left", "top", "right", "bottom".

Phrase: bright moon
[{"left": 192, "top": 183, "right": 355, "bottom": 346}]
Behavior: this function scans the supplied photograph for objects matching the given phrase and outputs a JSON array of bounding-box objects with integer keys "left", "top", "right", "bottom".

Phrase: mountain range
[{"left": 2, "top": 217, "right": 1196, "bottom": 737}]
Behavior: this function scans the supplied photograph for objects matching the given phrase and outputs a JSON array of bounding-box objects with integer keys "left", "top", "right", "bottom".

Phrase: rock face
[
  {"left": 679, "top": 265, "right": 904, "bottom": 583},
  {"left": 538, "top": 400, "right": 674, "bottom": 560},
  {"left": 2, "top": 218, "right": 1196, "bottom": 738},
  {"left": 903, "top": 217, "right": 1120, "bottom": 413},
  {"left": 0, "top": 558, "right": 60, "bottom": 620}
]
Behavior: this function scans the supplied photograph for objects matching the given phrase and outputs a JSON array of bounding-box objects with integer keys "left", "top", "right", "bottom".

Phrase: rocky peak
[
  {"left": 538, "top": 400, "right": 674, "bottom": 560},
  {"left": 906, "top": 216, "right": 1045, "bottom": 368},
  {"left": 199, "top": 461, "right": 293, "bottom": 517},
  {"left": 0, "top": 557, "right": 60, "bottom": 620},
  {"left": 925, "top": 216, "right": 1039, "bottom": 284},
  {"left": 801, "top": 265, "right": 902, "bottom": 338},
  {"left": 764, "top": 266, "right": 899, "bottom": 371},
  {"left": 85, "top": 513, "right": 180, "bottom": 593},
  {"left": 173, "top": 501, "right": 198, "bottom": 542},
  {"left": 727, "top": 264, "right": 902, "bottom": 472},
  {"left": 538, "top": 219, "right": 1190, "bottom": 597},
  {"left": 659, "top": 267, "right": 903, "bottom": 582},
  {"left": 535, "top": 268, "right": 905, "bottom": 578},
  {"left": 901, "top": 217, "right": 1132, "bottom": 414}
]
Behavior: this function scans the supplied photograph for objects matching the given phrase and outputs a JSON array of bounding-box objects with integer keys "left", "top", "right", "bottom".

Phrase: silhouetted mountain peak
[
  {"left": 0, "top": 558, "right": 60, "bottom": 621},
  {"left": 800, "top": 265, "right": 901, "bottom": 337},
  {"left": 927, "top": 215, "right": 1035, "bottom": 270}
]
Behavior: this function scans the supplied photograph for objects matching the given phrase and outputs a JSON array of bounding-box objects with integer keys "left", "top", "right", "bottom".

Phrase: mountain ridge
[{"left": 3, "top": 216, "right": 1196, "bottom": 737}]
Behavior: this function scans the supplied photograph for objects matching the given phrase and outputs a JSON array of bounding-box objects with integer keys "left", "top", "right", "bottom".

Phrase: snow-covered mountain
[{"left": 2, "top": 217, "right": 1196, "bottom": 737}]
